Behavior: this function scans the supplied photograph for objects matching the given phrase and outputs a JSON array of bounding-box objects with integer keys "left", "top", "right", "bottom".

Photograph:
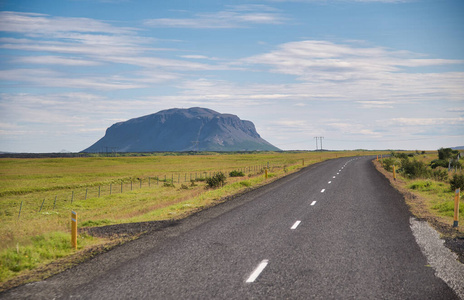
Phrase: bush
[
  {"left": 438, "top": 148, "right": 456, "bottom": 160},
  {"left": 229, "top": 170, "right": 245, "bottom": 177},
  {"left": 391, "top": 151, "right": 408, "bottom": 159},
  {"left": 206, "top": 172, "right": 226, "bottom": 188},
  {"left": 401, "top": 158, "right": 430, "bottom": 179},
  {"left": 431, "top": 168, "right": 448, "bottom": 182},
  {"left": 163, "top": 181, "right": 175, "bottom": 188},
  {"left": 450, "top": 173, "right": 464, "bottom": 191},
  {"left": 430, "top": 159, "right": 448, "bottom": 169},
  {"left": 382, "top": 158, "right": 396, "bottom": 172}
]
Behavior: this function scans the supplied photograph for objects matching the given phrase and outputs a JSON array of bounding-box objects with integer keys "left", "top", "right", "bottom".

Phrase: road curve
[{"left": 1, "top": 156, "right": 459, "bottom": 299}]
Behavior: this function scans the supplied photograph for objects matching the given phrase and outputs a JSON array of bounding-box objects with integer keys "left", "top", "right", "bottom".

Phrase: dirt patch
[
  {"left": 79, "top": 219, "right": 178, "bottom": 238},
  {"left": 372, "top": 159, "right": 464, "bottom": 264}
]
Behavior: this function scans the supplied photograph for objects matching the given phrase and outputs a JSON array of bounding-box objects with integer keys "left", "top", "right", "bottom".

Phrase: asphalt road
[{"left": 1, "top": 156, "right": 459, "bottom": 299}]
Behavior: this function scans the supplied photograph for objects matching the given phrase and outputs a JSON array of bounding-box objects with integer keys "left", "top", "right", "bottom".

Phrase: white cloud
[
  {"left": 242, "top": 40, "right": 464, "bottom": 103},
  {"left": 14, "top": 55, "right": 101, "bottom": 66},
  {"left": 0, "top": 11, "right": 136, "bottom": 36},
  {"left": 144, "top": 5, "right": 286, "bottom": 28},
  {"left": 391, "top": 117, "right": 464, "bottom": 126},
  {"left": 0, "top": 69, "right": 145, "bottom": 90}
]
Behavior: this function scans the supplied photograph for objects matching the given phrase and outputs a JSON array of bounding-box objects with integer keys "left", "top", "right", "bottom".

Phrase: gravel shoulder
[{"left": 372, "top": 160, "right": 464, "bottom": 265}]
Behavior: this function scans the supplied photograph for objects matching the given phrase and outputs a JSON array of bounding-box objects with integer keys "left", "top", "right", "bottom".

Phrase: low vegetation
[
  {"left": 0, "top": 151, "right": 385, "bottom": 286},
  {"left": 379, "top": 148, "right": 463, "bottom": 228}
]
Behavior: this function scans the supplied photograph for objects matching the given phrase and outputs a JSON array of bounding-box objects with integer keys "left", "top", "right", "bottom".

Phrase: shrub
[
  {"left": 430, "top": 159, "right": 448, "bottom": 169},
  {"left": 438, "top": 147, "right": 455, "bottom": 160},
  {"left": 229, "top": 170, "right": 245, "bottom": 177},
  {"left": 401, "top": 158, "right": 430, "bottom": 179},
  {"left": 450, "top": 173, "right": 464, "bottom": 191},
  {"left": 431, "top": 168, "right": 448, "bottom": 182},
  {"left": 180, "top": 184, "right": 189, "bottom": 190},
  {"left": 163, "top": 181, "right": 175, "bottom": 188},
  {"left": 391, "top": 151, "right": 408, "bottom": 159},
  {"left": 382, "top": 158, "right": 396, "bottom": 172},
  {"left": 206, "top": 172, "right": 226, "bottom": 188}
]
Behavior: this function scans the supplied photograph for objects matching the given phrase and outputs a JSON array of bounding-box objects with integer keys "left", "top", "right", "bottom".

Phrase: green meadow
[{"left": 0, "top": 151, "right": 381, "bottom": 284}]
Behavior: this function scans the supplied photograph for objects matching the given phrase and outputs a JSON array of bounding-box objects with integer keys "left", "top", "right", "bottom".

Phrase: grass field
[{"left": 0, "top": 151, "right": 383, "bottom": 284}]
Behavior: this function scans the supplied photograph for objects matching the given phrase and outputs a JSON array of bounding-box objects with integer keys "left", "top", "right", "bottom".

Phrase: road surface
[{"left": 1, "top": 156, "right": 459, "bottom": 299}]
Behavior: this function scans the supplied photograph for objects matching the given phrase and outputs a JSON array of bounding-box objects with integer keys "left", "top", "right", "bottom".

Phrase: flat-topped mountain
[{"left": 82, "top": 107, "right": 280, "bottom": 152}]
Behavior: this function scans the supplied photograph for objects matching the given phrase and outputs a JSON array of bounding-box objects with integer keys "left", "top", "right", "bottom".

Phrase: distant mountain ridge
[{"left": 82, "top": 107, "right": 280, "bottom": 152}]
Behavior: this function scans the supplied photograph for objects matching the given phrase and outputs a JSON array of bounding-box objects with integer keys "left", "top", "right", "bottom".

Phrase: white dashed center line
[
  {"left": 321, "top": 189, "right": 325, "bottom": 193},
  {"left": 333, "top": 176, "right": 336, "bottom": 178},
  {"left": 311, "top": 201, "right": 317, "bottom": 206},
  {"left": 291, "top": 221, "right": 301, "bottom": 230},
  {"left": 246, "top": 260, "right": 269, "bottom": 283},
  {"left": 328, "top": 181, "right": 332, "bottom": 184}
]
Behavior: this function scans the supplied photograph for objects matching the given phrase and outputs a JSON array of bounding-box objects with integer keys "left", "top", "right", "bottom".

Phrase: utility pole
[{"left": 313, "top": 137, "right": 324, "bottom": 151}]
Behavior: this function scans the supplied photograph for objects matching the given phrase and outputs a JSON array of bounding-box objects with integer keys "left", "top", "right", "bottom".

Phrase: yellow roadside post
[
  {"left": 265, "top": 168, "right": 268, "bottom": 179},
  {"left": 71, "top": 211, "right": 77, "bottom": 250},
  {"left": 393, "top": 165, "right": 396, "bottom": 181},
  {"left": 376, "top": 155, "right": 379, "bottom": 161},
  {"left": 453, "top": 188, "right": 460, "bottom": 228}
]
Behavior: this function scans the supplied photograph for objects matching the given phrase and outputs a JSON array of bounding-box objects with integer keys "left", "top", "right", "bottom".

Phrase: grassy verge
[
  {"left": 372, "top": 153, "right": 463, "bottom": 234},
  {"left": 0, "top": 151, "right": 385, "bottom": 289}
]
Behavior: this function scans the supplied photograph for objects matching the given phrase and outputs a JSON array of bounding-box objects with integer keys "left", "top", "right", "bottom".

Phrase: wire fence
[{"left": 8, "top": 163, "right": 284, "bottom": 219}]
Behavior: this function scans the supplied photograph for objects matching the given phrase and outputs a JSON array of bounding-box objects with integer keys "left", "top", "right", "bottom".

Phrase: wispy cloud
[
  {"left": 242, "top": 40, "right": 464, "bottom": 102},
  {"left": 0, "top": 11, "right": 136, "bottom": 35},
  {"left": 14, "top": 55, "right": 101, "bottom": 66},
  {"left": 144, "top": 5, "right": 286, "bottom": 28}
]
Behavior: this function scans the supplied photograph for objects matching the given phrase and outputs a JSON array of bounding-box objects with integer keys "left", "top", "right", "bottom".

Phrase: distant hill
[
  {"left": 451, "top": 146, "right": 464, "bottom": 150},
  {"left": 82, "top": 107, "right": 280, "bottom": 152}
]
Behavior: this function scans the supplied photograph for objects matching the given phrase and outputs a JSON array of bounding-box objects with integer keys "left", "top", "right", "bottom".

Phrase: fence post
[
  {"left": 39, "top": 198, "right": 45, "bottom": 212},
  {"left": 110, "top": 184, "right": 112, "bottom": 195},
  {"left": 121, "top": 182, "right": 123, "bottom": 193},
  {"left": 71, "top": 211, "right": 77, "bottom": 250},
  {"left": 18, "top": 200, "right": 23, "bottom": 218},
  {"left": 453, "top": 188, "right": 461, "bottom": 227},
  {"left": 85, "top": 189, "right": 88, "bottom": 200},
  {"left": 98, "top": 186, "right": 101, "bottom": 197},
  {"left": 131, "top": 181, "right": 133, "bottom": 191},
  {"left": 149, "top": 177, "right": 151, "bottom": 187},
  {"left": 53, "top": 196, "right": 57, "bottom": 209},
  {"left": 393, "top": 165, "right": 396, "bottom": 181},
  {"left": 140, "top": 179, "right": 142, "bottom": 189},
  {"left": 71, "top": 191, "right": 74, "bottom": 204}
]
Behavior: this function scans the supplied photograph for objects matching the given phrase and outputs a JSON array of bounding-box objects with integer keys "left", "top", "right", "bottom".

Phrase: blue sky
[{"left": 0, "top": 0, "right": 463, "bottom": 152}]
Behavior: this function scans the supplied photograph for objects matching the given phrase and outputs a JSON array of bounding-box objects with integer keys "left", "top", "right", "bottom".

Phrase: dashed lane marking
[
  {"left": 291, "top": 221, "right": 301, "bottom": 230},
  {"left": 246, "top": 260, "right": 269, "bottom": 283},
  {"left": 311, "top": 201, "right": 317, "bottom": 206}
]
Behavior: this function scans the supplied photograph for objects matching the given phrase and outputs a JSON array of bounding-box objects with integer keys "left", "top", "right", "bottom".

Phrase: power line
[{"left": 313, "top": 136, "right": 324, "bottom": 151}]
